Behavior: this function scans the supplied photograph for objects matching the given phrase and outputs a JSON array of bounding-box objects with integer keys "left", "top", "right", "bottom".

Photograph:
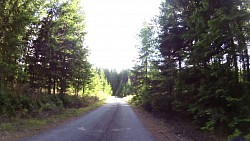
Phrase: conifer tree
[{"left": 0, "top": 0, "right": 40, "bottom": 92}]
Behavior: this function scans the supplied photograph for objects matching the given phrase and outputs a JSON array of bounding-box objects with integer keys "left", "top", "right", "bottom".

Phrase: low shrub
[{"left": 0, "top": 85, "right": 99, "bottom": 119}]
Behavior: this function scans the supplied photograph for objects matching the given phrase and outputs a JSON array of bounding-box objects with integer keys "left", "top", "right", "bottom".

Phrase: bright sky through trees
[{"left": 82, "top": 0, "right": 163, "bottom": 71}]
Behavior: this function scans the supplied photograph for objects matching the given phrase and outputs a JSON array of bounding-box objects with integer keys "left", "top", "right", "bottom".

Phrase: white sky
[{"left": 81, "top": 0, "right": 163, "bottom": 71}]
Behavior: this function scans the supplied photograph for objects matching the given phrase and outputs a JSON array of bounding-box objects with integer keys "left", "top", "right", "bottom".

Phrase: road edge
[{"left": 0, "top": 100, "right": 105, "bottom": 141}]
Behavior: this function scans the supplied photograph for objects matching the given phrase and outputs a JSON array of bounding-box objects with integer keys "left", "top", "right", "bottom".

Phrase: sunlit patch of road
[{"left": 106, "top": 96, "right": 124, "bottom": 103}]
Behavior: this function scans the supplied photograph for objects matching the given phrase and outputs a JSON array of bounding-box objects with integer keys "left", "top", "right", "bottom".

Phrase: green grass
[{"left": 0, "top": 100, "right": 105, "bottom": 132}]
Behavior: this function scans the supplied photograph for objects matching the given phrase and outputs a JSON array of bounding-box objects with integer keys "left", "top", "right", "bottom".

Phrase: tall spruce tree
[
  {"left": 129, "top": 0, "right": 250, "bottom": 136},
  {"left": 130, "top": 22, "right": 158, "bottom": 110},
  {"left": 156, "top": 0, "right": 250, "bottom": 134},
  {"left": 25, "top": 0, "right": 90, "bottom": 95}
]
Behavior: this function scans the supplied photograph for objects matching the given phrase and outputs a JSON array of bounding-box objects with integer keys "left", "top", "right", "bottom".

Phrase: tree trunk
[
  {"left": 231, "top": 39, "right": 239, "bottom": 83},
  {"left": 48, "top": 74, "right": 51, "bottom": 95},
  {"left": 245, "top": 49, "right": 250, "bottom": 82},
  {"left": 53, "top": 77, "right": 56, "bottom": 95}
]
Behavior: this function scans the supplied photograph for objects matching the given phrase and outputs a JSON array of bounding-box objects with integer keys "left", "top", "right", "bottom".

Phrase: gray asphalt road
[{"left": 20, "top": 97, "right": 155, "bottom": 141}]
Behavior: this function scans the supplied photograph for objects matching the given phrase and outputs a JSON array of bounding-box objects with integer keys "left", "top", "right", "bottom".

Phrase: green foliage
[
  {"left": 0, "top": 100, "right": 104, "bottom": 136},
  {"left": 0, "top": 0, "right": 98, "bottom": 120},
  {"left": 59, "top": 95, "right": 82, "bottom": 108},
  {"left": 25, "top": 0, "right": 90, "bottom": 95},
  {"left": 130, "top": 21, "right": 164, "bottom": 112},
  {"left": 0, "top": 0, "right": 39, "bottom": 89},
  {"left": 84, "top": 69, "right": 112, "bottom": 99},
  {"left": 104, "top": 69, "right": 132, "bottom": 97},
  {"left": 0, "top": 85, "right": 100, "bottom": 119},
  {"left": 227, "top": 129, "right": 250, "bottom": 140},
  {"left": 0, "top": 122, "right": 14, "bottom": 131},
  {"left": 130, "top": 0, "right": 250, "bottom": 137}
]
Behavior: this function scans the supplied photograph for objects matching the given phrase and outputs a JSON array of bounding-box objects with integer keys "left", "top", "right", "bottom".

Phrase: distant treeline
[{"left": 104, "top": 69, "right": 132, "bottom": 97}]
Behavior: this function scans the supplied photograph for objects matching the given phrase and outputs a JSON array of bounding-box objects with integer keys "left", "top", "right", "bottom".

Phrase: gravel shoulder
[{"left": 131, "top": 106, "right": 225, "bottom": 141}]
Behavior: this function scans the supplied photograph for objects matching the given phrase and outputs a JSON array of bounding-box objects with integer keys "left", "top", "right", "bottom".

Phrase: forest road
[{"left": 20, "top": 97, "right": 155, "bottom": 141}]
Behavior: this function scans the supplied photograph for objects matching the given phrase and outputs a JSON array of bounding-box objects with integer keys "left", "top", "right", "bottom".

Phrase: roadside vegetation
[
  {"left": 0, "top": 0, "right": 111, "bottom": 139},
  {"left": 0, "top": 99, "right": 105, "bottom": 141},
  {"left": 1, "top": 0, "right": 249, "bottom": 140},
  {"left": 6, "top": 99, "right": 103, "bottom": 131},
  {"left": 108, "top": 0, "right": 250, "bottom": 140}
]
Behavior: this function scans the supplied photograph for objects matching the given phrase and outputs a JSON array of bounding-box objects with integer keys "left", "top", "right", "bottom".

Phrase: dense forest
[
  {"left": 104, "top": 69, "right": 132, "bottom": 97},
  {"left": 0, "top": 0, "right": 111, "bottom": 118},
  {"left": 122, "top": 0, "right": 250, "bottom": 138},
  {"left": 1, "top": 0, "right": 249, "bottom": 139}
]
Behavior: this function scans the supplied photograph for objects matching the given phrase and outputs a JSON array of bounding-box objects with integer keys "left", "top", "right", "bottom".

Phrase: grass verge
[{"left": 0, "top": 100, "right": 105, "bottom": 141}]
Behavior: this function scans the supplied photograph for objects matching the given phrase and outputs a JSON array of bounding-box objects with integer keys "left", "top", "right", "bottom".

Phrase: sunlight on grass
[{"left": 0, "top": 100, "right": 105, "bottom": 132}]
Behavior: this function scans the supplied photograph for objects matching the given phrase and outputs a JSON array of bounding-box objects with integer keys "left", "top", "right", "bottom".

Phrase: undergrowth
[{"left": 0, "top": 100, "right": 105, "bottom": 132}]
